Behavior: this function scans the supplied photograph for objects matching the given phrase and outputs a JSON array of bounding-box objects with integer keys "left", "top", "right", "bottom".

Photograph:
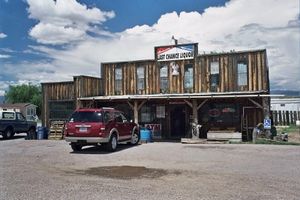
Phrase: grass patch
[
  {"left": 228, "top": 139, "right": 300, "bottom": 146},
  {"left": 254, "top": 138, "right": 300, "bottom": 146},
  {"left": 277, "top": 125, "right": 299, "bottom": 134}
]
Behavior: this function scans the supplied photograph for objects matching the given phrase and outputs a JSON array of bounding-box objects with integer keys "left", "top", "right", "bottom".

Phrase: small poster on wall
[
  {"left": 145, "top": 124, "right": 162, "bottom": 139},
  {"left": 156, "top": 105, "right": 165, "bottom": 118}
]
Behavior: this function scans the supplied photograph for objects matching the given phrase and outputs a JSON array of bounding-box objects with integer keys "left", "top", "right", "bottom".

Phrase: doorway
[{"left": 170, "top": 105, "right": 186, "bottom": 138}]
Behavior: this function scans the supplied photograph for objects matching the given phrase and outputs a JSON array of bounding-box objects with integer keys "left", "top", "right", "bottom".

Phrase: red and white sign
[{"left": 155, "top": 44, "right": 196, "bottom": 61}]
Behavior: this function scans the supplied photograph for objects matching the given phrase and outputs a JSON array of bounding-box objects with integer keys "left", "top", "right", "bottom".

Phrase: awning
[{"left": 78, "top": 91, "right": 284, "bottom": 101}]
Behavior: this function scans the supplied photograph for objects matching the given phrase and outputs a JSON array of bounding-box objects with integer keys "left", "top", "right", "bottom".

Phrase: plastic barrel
[
  {"left": 140, "top": 128, "right": 152, "bottom": 142},
  {"left": 37, "top": 127, "right": 48, "bottom": 140}
]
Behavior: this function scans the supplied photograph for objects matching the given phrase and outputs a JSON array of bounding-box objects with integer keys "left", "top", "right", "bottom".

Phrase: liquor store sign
[{"left": 155, "top": 43, "right": 197, "bottom": 62}]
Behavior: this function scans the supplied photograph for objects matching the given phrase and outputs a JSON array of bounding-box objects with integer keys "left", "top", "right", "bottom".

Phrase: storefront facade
[{"left": 75, "top": 43, "right": 270, "bottom": 140}]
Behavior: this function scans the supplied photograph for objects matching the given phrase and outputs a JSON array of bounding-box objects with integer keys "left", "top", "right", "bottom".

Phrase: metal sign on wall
[{"left": 155, "top": 43, "right": 198, "bottom": 62}]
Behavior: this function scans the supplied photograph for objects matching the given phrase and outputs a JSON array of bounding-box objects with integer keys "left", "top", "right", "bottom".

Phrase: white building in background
[
  {"left": 0, "top": 103, "right": 37, "bottom": 121},
  {"left": 271, "top": 97, "right": 300, "bottom": 112}
]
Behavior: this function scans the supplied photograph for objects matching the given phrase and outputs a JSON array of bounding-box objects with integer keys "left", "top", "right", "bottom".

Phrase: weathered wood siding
[
  {"left": 42, "top": 81, "right": 75, "bottom": 127},
  {"left": 102, "top": 50, "right": 269, "bottom": 95},
  {"left": 42, "top": 76, "right": 103, "bottom": 127}
]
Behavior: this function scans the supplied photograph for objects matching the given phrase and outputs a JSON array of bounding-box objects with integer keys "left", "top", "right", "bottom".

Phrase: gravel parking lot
[{"left": 1, "top": 136, "right": 300, "bottom": 200}]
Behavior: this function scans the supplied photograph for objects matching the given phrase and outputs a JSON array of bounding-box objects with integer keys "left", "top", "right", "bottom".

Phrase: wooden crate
[{"left": 48, "top": 120, "right": 65, "bottom": 140}]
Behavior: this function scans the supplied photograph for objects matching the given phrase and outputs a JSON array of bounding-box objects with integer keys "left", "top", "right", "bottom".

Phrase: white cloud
[
  {"left": 27, "top": 0, "right": 115, "bottom": 45},
  {"left": 0, "top": 54, "right": 11, "bottom": 59},
  {"left": 6, "top": 0, "right": 299, "bottom": 92},
  {"left": 0, "top": 33, "right": 7, "bottom": 39}
]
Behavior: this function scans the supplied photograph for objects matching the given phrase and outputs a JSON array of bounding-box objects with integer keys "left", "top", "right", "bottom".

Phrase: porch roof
[{"left": 78, "top": 91, "right": 284, "bottom": 101}]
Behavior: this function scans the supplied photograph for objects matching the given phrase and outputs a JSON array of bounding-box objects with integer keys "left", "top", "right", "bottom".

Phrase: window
[
  {"left": 160, "top": 65, "right": 168, "bottom": 93},
  {"left": 103, "top": 111, "right": 112, "bottom": 123},
  {"left": 49, "top": 101, "right": 75, "bottom": 120},
  {"left": 2, "top": 112, "right": 15, "bottom": 120},
  {"left": 140, "top": 105, "right": 155, "bottom": 123},
  {"left": 237, "top": 63, "right": 247, "bottom": 86},
  {"left": 69, "top": 111, "right": 103, "bottom": 123},
  {"left": 137, "top": 66, "right": 145, "bottom": 93},
  {"left": 114, "top": 112, "right": 127, "bottom": 123},
  {"left": 115, "top": 67, "right": 122, "bottom": 94},
  {"left": 184, "top": 64, "right": 193, "bottom": 92},
  {"left": 210, "top": 62, "right": 219, "bottom": 92},
  {"left": 17, "top": 113, "right": 26, "bottom": 121}
]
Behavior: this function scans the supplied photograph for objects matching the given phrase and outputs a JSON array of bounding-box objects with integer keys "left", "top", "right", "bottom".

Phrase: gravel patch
[{"left": 1, "top": 138, "right": 300, "bottom": 200}]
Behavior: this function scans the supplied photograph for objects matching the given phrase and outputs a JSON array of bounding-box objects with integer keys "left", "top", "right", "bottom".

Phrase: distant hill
[
  {"left": 270, "top": 90, "right": 300, "bottom": 97},
  {"left": 0, "top": 96, "right": 4, "bottom": 104}
]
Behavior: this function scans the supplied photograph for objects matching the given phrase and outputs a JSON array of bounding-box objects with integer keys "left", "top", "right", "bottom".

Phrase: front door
[{"left": 170, "top": 105, "right": 186, "bottom": 138}]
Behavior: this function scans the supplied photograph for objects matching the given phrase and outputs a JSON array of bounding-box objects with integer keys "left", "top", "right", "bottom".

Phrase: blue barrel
[
  {"left": 140, "top": 128, "right": 152, "bottom": 142},
  {"left": 37, "top": 127, "right": 48, "bottom": 140}
]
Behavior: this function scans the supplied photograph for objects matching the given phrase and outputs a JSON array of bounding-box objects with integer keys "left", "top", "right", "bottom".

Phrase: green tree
[{"left": 5, "top": 84, "right": 42, "bottom": 117}]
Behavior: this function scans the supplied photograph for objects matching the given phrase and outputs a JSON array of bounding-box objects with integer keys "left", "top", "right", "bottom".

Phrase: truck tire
[
  {"left": 27, "top": 127, "right": 36, "bottom": 140},
  {"left": 105, "top": 133, "right": 118, "bottom": 152},
  {"left": 3, "top": 128, "right": 14, "bottom": 139},
  {"left": 71, "top": 143, "right": 82, "bottom": 152},
  {"left": 130, "top": 129, "right": 140, "bottom": 145}
]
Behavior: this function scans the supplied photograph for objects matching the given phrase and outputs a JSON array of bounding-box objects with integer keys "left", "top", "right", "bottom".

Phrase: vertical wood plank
[{"left": 257, "top": 52, "right": 262, "bottom": 91}]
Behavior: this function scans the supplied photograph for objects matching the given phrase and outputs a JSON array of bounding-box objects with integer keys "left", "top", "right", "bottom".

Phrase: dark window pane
[
  {"left": 115, "top": 67, "right": 122, "bottom": 94},
  {"left": 49, "top": 101, "right": 75, "bottom": 120},
  {"left": 137, "top": 66, "right": 145, "bottom": 91},
  {"left": 138, "top": 79, "right": 145, "bottom": 90},
  {"left": 160, "top": 65, "right": 168, "bottom": 92},
  {"left": 69, "top": 111, "right": 103, "bottom": 122}
]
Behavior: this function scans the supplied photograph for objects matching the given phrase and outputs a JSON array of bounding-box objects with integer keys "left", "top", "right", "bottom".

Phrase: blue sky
[{"left": 0, "top": 0, "right": 299, "bottom": 96}]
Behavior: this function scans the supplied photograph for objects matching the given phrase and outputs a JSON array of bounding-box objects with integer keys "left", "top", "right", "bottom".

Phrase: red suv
[{"left": 64, "top": 108, "right": 140, "bottom": 152}]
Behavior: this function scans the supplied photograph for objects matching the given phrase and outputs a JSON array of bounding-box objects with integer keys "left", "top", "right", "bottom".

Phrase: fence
[{"left": 272, "top": 110, "right": 300, "bottom": 126}]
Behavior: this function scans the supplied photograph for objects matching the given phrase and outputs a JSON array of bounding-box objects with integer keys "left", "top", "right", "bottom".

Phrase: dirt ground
[
  {"left": 276, "top": 126, "right": 300, "bottom": 143},
  {"left": 1, "top": 136, "right": 300, "bottom": 200}
]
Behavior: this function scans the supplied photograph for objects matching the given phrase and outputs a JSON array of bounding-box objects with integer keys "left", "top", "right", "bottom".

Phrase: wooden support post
[
  {"left": 197, "top": 99, "right": 208, "bottom": 110},
  {"left": 192, "top": 99, "right": 198, "bottom": 124},
  {"left": 134, "top": 101, "right": 138, "bottom": 124},
  {"left": 127, "top": 100, "right": 147, "bottom": 125},
  {"left": 262, "top": 97, "right": 271, "bottom": 138},
  {"left": 248, "top": 98, "right": 263, "bottom": 109}
]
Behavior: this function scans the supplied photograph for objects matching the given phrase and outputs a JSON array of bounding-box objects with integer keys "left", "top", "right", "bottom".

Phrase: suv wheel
[
  {"left": 3, "top": 128, "right": 14, "bottom": 139},
  {"left": 106, "top": 134, "right": 117, "bottom": 152},
  {"left": 130, "top": 129, "right": 140, "bottom": 145},
  {"left": 71, "top": 143, "right": 82, "bottom": 151}
]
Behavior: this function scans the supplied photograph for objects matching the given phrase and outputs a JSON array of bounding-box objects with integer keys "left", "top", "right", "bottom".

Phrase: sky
[{"left": 0, "top": 0, "right": 299, "bottom": 96}]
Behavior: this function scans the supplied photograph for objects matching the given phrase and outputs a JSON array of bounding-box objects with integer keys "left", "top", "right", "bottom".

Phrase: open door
[
  {"left": 242, "top": 107, "right": 263, "bottom": 141},
  {"left": 170, "top": 105, "right": 186, "bottom": 138}
]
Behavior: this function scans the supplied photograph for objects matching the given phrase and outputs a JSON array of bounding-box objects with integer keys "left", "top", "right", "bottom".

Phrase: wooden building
[
  {"left": 42, "top": 43, "right": 272, "bottom": 141},
  {"left": 41, "top": 76, "right": 102, "bottom": 128}
]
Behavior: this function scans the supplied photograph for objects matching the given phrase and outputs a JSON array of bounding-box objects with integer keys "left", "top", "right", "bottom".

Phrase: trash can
[
  {"left": 37, "top": 127, "right": 48, "bottom": 140},
  {"left": 140, "top": 128, "right": 152, "bottom": 142}
]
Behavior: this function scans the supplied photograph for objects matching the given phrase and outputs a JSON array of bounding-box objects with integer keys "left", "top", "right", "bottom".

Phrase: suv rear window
[{"left": 69, "top": 111, "right": 103, "bottom": 123}]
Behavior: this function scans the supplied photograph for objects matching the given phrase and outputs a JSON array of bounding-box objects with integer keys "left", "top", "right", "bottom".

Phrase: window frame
[
  {"left": 115, "top": 66, "right": 123, "bottom": 95},
  {"left": 136, "top": 66, "right": 145, "bottom": 94},
  {"left": 159, "top": 64, "right": 169, "bottom": 93},
  {"left": 237, "top": 62, "right": 248, "bottom": 87},
  {"left": 210, "top": 61, "right": 220, "bottom": 92},
  {"left": 184, "top": 64, "right": 194, "bottom": 92}
]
